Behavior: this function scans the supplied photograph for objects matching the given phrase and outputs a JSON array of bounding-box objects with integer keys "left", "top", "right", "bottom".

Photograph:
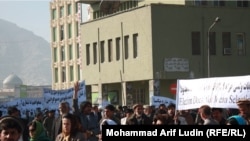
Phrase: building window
[
  {"left": 68, "top": 23, "right": 72, "bottom": 39},
  {"left": 237, "top": 0, "right": 248, "bottom": 7},
  {"left": 124, "top": 35, "right": 129, "bottom": 59},
  {"left": 101, "top": 41, "right": 105, "bottom": 63},
  {"left": 67, "top": 4, "right": 71, "bottom": 15},
  {"left": 62, "top": 67, "right": 66, "bottom": 82},
  {"left": 75, "top": 3, "right": 79, "bottom": 13},
  {"left": 133, "top": 88, "right": 145, "bottom": 104},
  {"left": 52, "top": 9, "right": 56, "bottom": 20},
  {"left": 61, "top": 46, "right": 65, "bottom": 61},
  {"left": 222, "top": 32, "right": 232, "bottom": 55},
  {"left": 116, "top": 37, "right": 121, "bottom": 61},
  {"left": 86, "top": 44, "right": 90, "bottom": 65},
  {"left": 93, "top": 42, "right": 97, "bottom": 64},
  {"left": 54, "top": 68, "right": 58, "bottom": 83},
  {"left": 70, "top": 66, "right": 74, "bottom": 81},
  {"left": 60, "top": 6, "right": 64, "bottom": 18},
  {"left": 76, "top": 43, "right": 80, "bottom": 58},
  {"left": 209, "top": 32, "right": 216, "bottom": 55},
  {"left": 76, "top": 22, "right": 79, "bottom": 36},
  {"left": 119, "top": 1, "right": 138, "bottom": 12},
  {"left": 69, "top": 44, "right": 73, "bottom": 60},
  {"left": 213, "top": 0, "right": 225, "bottom": 6},
  {"left": 191, "top": 32, "right": 201, "bottom": 55},
  {"left": 194, "top": 0, "right": 208, "bottom": 6},
  {"left": 133, "top": 33, "right": 138, "bottom": 58},
  {"left": 108, "top": 39, "right": 113, "bottom": 62},
  {"left": 236, "top": 33, "right": 246, "bottom": 56},
  {"left": 53, "top": 47, "right": 57, "bottom": 62},
  {"left": 52, "top": 27, "right": 56, "bottom": 42},
  {"left": 77, "top": 65, "right": 81, "bottom": 80},
  {"left": 60, "top": 25, "right": 64, "bottom": 41}
]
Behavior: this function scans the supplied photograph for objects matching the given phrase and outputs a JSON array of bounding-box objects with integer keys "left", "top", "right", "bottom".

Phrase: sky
[{"left": 0, "top": 0, "right": 88, "bottom": 42}]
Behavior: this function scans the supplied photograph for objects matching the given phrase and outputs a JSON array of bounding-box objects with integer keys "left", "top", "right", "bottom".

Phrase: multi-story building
[
  {"left": 50, "top": 0, "right": 86, "bottom": 90},
  {"left": 74, "top": 0, "right": 250, "bottom": 107}
]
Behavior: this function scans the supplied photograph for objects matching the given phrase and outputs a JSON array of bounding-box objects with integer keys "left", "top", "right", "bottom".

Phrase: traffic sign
[{"left": 170, "top": 83, "right": 177, "bottom": 95}]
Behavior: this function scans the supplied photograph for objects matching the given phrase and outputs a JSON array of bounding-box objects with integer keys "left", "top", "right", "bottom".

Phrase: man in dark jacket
[
  {"left": 7, "top": 106, "right": 29, "bottom": 141},
  {"left": 126, "top": 103, "right": 152, "bottom": 125},
  {"left": 51, "top": 101, "right": 70, "bottom": 141},
  {"left": 73, "top": 81, "right": 100, "bottom": 141}
]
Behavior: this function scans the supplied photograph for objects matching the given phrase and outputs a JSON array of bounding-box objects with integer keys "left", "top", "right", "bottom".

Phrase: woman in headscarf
[
  {"left": 226, "top": 115, "right": 247, "bottom": 125},
  {"left": 28, "top": 120, "right": 51, "bottom": 141}
]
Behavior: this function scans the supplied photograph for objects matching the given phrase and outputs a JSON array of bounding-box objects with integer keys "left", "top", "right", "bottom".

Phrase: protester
[
  {"left": 236, "top": 99, "right": 250, "bottom": 125},
  {"left": 114, "top": 105, "right": 124, "bottom": 120},
  {"left": 0, "top": 116, "right": 24, "bottom": 141},
  {"left": 33, "top": 111, "right": 43, "bottom": 123},
  {"left": 143, "top": 105, "right": 154, "bottom": 123},
  {"left": 199, "top": 105, "right": 219, "bottom": 125},
  {"left": 28, "top": 120, "right": 51, "bottom": 141},
  {"left": 51, "top": 101, "right": 71, "bottom": 141},
  {"left": 167, "top": 103, "right": 187, "bottom": 125},
  {"left": 73, "top": 81, "right": 99, "bottom": 141},
  {"left": 211, "top": 108, "right": 227, "bottom": 125},
  {"left": 100, "top": 104, "right": 120, "bottom": 125},
  {"left": 43, "top": 110, "right": 55, "bottom": 140},
  {"left": 121, "top": 108, "right": 133, "bottom": 125},
  {"left": 55, "top": 113, "right": 85, "bottom": 141},
  {"left": 153, "top": 114, "right": 168, "bottom": 125},
  {"left": 126, "top": 103, "right": 152, "bottom": 125},
  {"left": 92, "top": 105, "right": 102, "bottom": 123},
  {"left": 178, "top": 110, "right": 195, "bottom": 125},
  {"left": 7, "top": 106, "right": 29, "bottom": 141},
  {"left": 226, "top": 115, "right": 247, "bottom": 125},
  {"left": 155, "top": 104, "right": 167, "bottom": 115}
]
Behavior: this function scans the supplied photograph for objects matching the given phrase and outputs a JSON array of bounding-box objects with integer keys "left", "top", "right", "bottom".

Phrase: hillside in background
[{"left": 0, "top": 19, "right": 51, "bottom": 87}]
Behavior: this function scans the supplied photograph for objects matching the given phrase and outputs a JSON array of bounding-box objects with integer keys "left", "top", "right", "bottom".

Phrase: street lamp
[{"left": 207, "top": 17, "right": 221, "bottom": 77}]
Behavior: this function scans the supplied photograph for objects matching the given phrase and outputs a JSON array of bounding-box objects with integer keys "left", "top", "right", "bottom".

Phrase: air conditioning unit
[{"left": 223, "top": 48, "right": 232, "bottom": 55}]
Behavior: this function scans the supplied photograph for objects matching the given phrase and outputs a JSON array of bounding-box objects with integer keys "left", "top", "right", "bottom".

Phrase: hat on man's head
[
  {"left": 236, "top": 99, "right": 250, "bottom": 105},
  {"left": 133, "top": 103, "right": 143, "bottom": 110},
  {"left": 0, "top": 116, "right": 24, "bottom": 133}
]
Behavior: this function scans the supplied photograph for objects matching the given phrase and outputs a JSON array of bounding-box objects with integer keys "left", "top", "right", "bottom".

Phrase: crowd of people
[{"left": 0, "top": 81, "right": 250, "bottom": 141}]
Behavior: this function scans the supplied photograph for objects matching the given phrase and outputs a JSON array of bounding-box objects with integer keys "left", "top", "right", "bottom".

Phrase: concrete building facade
[
  {"left": 78, "top": 0, "right": 250, "bottom": 107},
  {"left": 50, "top": 0, "right": 83, "bottom": 90}
]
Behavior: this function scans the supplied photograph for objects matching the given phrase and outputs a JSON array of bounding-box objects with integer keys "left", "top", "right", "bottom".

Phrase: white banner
[{"left": 176, "top": 75, "right": 250, "bottom": 110}]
